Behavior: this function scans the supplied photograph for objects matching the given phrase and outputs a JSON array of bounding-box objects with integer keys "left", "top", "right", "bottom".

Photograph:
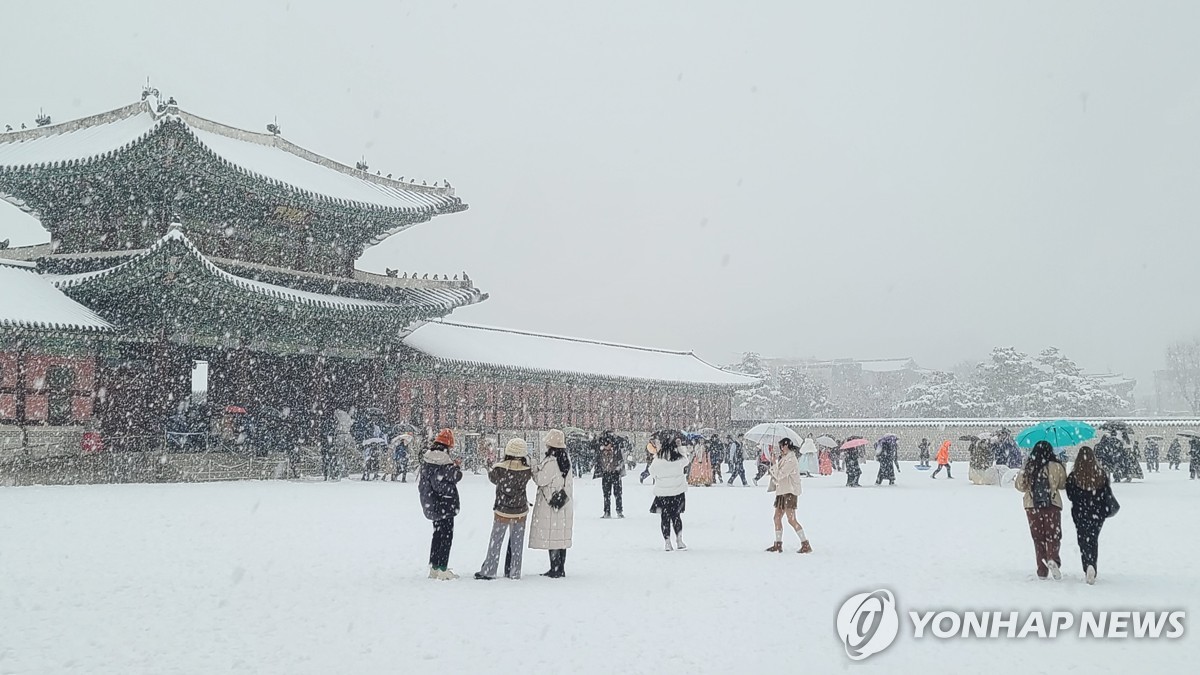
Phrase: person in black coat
[
  {"left": 726, "top": 435, "right": 747, "bottom": 486},
  {"left": 843, "top": 439, "right": 863, "bottom": 487},
  {"left": 1190, "top": 438, "right": 1200, "bottom": 480},
  {"left": 917, "top": 438, "right": 931, "bottom": 469},
  {"left": 418, "top": 429, "right": 463, "bottom": 580},
  {"left": 1065, "top": 445, "right": 1115, "bottom": 585},
  {"left": 707, "top": 434, "right": 726, "bottom": 483},
  {"left": 1144, "top": 438, "right": 1161, "bottom": 473},
  {"left": 1167, "top": 438, "right": 1183, "bottom": 470}
]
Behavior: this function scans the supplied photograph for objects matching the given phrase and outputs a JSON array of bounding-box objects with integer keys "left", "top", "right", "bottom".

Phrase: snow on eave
[
  {"left": 0, "top": 98, "right": 466, "bottom": 216},
  {"left": 0, "top": 266, "right": 113, "bottom": 332},
  {"left": 774, "top": 417, "right": 1200, "bottom": 428},
  {"left": 48, "top": 227, "right": 462, "bottom": 313},
  {"left": 404, "top": 320, "right": 760, "bottom": 387}
]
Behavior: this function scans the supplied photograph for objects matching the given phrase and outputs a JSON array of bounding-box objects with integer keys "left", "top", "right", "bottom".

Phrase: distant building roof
[
  {"left": 786, "top": 357, "right": 921, "bottom": 373},
  {"left": 0, "top": 265, "right": 112, "bottom": 332},
  {"left": 403, "top": 321, "right": 759, "bottom": 387}
]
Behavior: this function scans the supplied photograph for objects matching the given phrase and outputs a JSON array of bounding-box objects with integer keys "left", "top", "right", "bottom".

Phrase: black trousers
[
  {"left": 712, "top": 460, "right": 724, "bottom": 481},
  {"left": 1072, "top": 511, "right": 1104, "bottom": 572},
  {"left": 429, "top": 517, "right": 454, "bottom": 569},
  {"left": 728, "top": 461, "right": 747, "bottom": 485},
  {"left": 548, "top": 549, "right": 567, "bottom": 576},
  {"left": 754, "top": 462, "right": 770, "bottom": 482},
  {"left": 931, "top": 463, "right": 952, "bottom": 478},
  {"left": 659, "top": 506, "right": 683, "bottom": 539},
  {"left": 601, "top": 472, "right": 624, "bottom": 514}
]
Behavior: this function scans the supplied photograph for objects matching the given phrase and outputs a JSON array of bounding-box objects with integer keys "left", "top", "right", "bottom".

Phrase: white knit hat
[
  {"left": 504, "top": 438, "right": 529, "bottom": 458},
  {"left": 544, "top": 429, "right": 567, "bottom": 449}
]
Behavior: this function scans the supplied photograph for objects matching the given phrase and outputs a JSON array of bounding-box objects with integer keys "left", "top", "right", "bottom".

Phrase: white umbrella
[
  {"left": 814, "top": 434, "right": 838, "bottom": 449},
  {"left": 744, "top": 422, "right": 803, "bottom": 448}
]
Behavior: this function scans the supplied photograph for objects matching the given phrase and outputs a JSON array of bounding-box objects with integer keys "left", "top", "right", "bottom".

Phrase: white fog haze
[{"left": 4, "top": 1, "right": 1198, "bottom": 387}]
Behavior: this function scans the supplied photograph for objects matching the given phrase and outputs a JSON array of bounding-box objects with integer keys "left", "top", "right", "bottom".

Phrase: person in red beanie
[{"left": 419, "top": 428, "right": 463, "bottom": 580}]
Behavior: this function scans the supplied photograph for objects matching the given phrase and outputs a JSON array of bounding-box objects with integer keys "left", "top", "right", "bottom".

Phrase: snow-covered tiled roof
[
  {"left": 49, "top": 228, "right": 483, "bottom": 314},
  {"left": 0, "top": 99, "right": 461, "bottom": 213},
  {"left": 777, "top": 418, "right": 1200, "bottom": 428},
  {"left": 0, "top": 265, "right": 112, "bottom": 332},
  {"left": 403, "top": 321, "right": 759, "bottom": 387}
]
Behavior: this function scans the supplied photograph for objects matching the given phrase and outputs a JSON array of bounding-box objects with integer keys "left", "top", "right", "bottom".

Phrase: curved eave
[{"left": 49, "top": 229, "right": 485, "bottom": 316}]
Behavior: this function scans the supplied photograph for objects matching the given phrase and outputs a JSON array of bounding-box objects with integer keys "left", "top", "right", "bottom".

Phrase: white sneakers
[
  {"left": 664, "top": 539, "right": 673, "bottom": 552},
  {"left": 1086, "top": 565, "right": 1097, "bottom": 585},
  {"left": 429, "top": 567, "right": 459, "bottom": 580},
  {"left": 675, "top": 535, "right": 687, "bottom": 551},
  {"left": 1046, "top": 560, "right": 1062, "bottom": 581}
]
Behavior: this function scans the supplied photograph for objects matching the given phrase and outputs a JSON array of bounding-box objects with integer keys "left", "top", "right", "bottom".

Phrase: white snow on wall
[
  {"left": 403, "top": 321, "right": 758, "bottom": 386},
  {"left": 0, "top": 266, "right": 112, "bottom": 331}
]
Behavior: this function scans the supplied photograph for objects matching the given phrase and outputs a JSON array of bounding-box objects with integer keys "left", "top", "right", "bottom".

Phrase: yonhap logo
[{"left": 836, "top": 589, "right": 899, "bottom": 661}]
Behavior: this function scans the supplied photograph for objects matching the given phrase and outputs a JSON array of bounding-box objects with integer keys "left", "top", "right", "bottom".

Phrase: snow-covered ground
[{"left": 0, "top": 462, "right": 1194, "bottom": 674}]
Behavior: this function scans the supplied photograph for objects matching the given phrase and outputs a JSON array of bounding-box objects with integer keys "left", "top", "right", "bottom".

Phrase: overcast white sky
[{"left": 2, "top": 1, "right": 1199, "bottom": 392}]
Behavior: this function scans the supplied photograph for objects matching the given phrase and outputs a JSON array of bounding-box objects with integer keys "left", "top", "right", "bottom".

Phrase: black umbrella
[{"left": 1100, "top": 420, "right": 1130, "bottom": 432}]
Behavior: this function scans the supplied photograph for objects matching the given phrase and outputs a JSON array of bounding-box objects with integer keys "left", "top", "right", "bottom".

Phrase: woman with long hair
[
  {"left": 475, "top": 438, "right": 533, "bottom": 580},
  {"left": 687, "top": 436, "right": 714, "bottom": 486},
  {"left": 649, "top": 431, "right": 692, "bottom": 551},
  {"left": 1066, "top": 445, "right": 1115, "bottom": 585},
  {"left": 765, "top": 438, "right": 813, "bottom": 553},
  {"left": 530, "top": 429, "right": 574, "bottom": 578},
  {"left": 1014, "top": 440, "right": 1067, "bottom": 580}
]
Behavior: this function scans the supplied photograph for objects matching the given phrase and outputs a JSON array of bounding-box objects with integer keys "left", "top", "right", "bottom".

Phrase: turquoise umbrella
[{"left": 1016, "top": 420, "right": 1096, "bottom": 450}]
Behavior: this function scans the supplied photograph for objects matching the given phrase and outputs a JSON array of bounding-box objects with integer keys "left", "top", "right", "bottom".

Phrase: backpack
[{"left": 1030, "top": 468, "right": 1052, "bottom": 508}]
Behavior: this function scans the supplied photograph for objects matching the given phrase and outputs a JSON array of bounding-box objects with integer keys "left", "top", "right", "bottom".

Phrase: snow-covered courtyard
[{"left": 1, "top": 462, "right": 1194, "bottom": 674}]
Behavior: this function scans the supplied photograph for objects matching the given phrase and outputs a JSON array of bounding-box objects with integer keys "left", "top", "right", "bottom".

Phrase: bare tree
[{"left": 1165, "top": 338, "right": 1200, "bottom": 413}]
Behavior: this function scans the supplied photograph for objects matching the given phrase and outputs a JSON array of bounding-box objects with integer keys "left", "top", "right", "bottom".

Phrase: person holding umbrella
[
  {"left": 1144, "top": 435, "right": 1162, "bottom": 473},
  {"left": 1015, "top": 440, "right": 1067, "bottom": 580},
  {"left": 841, "top": 437, "right": 866, "bottom": 487},
  {"left": 930, "top": 440, "right": 953, "bottom": 479},
  {"left": 1167, "top": 437, "right": 1183, "bottom": 470},
  {"left": 874, "top": 435, "right": 901, "bottom": 486},
  {"left": 765, "top": 438, "right": 813, "bottom": 553}
]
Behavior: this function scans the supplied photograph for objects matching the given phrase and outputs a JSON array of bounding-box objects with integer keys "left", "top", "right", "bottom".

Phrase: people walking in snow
[
  {"left": 1167, "top": 438, "right": 1183, "bottom": 470},
  {"left": 874, "top": 436, "right": 900, "bottom": 486},
  {"left": 917, "top": 438, "right": 931, "bottom": 469},
  {"left": 530, "top": 429, "right": 574, "bottom": 578},
  {"left": 1065, "top": 445, "right": 1116, "bottom": 585},
  {"left": 418, "top": 429, "right": 463, "bottom": 580},
  {"left": 930, "top": 440, "right": 953, "bottom": 479},
  {"left": 843, "top": 440, "right": 863, "bottom": 487},
  {"left": 818, "top": 445, "right": 833, "bottom": 476},
  {"left": 708, "top": 434, "right": 726, "bottom": 484},
  {"left": 754, "top": 443, "right": 772, "bottom": 486},
  {"left": 1144, "top": 437, "right": 1161, "bottom": 473},
  {"left": 390, "top": 433, "right": 411, "bottom": 482},
  {"left": 649, "top": 431, "right": 691, "bottom": 551},
  {"left": 1190, "top": 437, "right": 1200, "bottom": 480},
  {"left": 475, "top": 438, "right": 533, "bottom": 580},
  {"left": 797, "top": 437, "right": 819, "bottom": 477},
  {"left": 968, "top": 437, "right": 993, "bottom": 485},
  {"left": 765, "top": 438, "right": 813, "bottom": 554},
  {"left": 688, "top": 436, "right": 715, "bottom": 486},
  {"left": 595, "top": 431, "right": 626, "bottom": 518},
  {"left": 726, "top": 434, "right": 748, "bottom": 486},
  {"left": 1014, "top": 440, "right": 1067, "bottom": 580}
]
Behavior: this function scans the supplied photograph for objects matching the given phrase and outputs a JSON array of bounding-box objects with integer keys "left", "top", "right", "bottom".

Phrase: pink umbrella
[{"left": 840, "top": 438, "right": 869, "bottom": 450}]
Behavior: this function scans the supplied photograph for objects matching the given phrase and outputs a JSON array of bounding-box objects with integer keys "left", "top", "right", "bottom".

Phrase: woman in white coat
[
  {"left": 765, "top": 437, "right": 813, "bottom": 554},
  {"left": 529, "top": 429, "right": 574, "bottom": 578},
  {"left": 649, "top": 431, "right": 692, "bottom": 551}
]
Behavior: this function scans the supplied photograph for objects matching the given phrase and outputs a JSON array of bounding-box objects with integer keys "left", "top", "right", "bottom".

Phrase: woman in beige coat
[
  {"left": 1014, "top": 441, "right": 1067, "bottom": 580},
  {"left": 765, "top": 438, "right": 813, "bottom": 553},
  {"left": 529, "top": 429, "right": 574, "bottom": 578}
]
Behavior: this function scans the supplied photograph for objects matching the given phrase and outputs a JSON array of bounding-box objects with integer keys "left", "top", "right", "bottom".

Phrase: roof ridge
[
  {"left": 175, "top": 108, "right": 455, "bottom": 197},
  {"left": 432, "top": 320, "right": 696, "bottom": 356},
  {"left": 0, "top": 101, "right": 148, "bottom": 144}
]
